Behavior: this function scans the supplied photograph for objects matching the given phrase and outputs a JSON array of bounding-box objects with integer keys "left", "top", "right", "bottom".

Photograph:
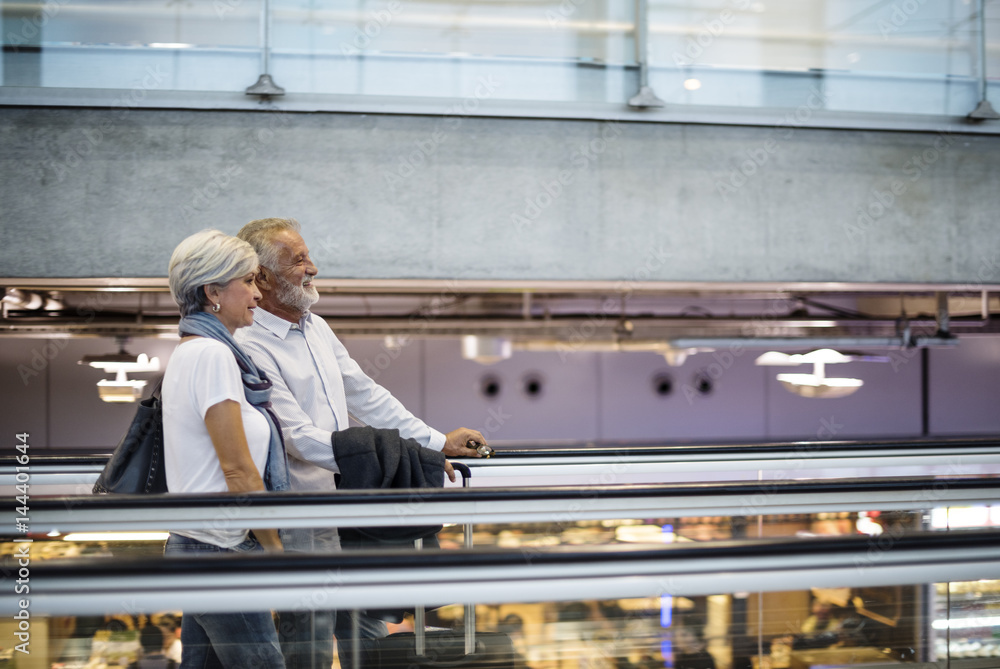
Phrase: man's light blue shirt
[{"left": 236, "top": 307, "right": 446, "bottom": 492}]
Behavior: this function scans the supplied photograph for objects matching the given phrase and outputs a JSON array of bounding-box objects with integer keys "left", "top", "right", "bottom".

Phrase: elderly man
[{"left": 235, "top": 217, "right": 487, "bottom": 669}]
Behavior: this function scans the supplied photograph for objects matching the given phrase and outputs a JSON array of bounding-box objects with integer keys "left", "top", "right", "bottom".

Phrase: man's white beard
[{"left": 276, "top": 274, "right": 320, "bottom": 313}]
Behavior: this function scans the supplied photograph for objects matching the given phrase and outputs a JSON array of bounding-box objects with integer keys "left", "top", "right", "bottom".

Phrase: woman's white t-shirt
[{"left": 162, "top": 337, "right": 271, "bottom": 548}]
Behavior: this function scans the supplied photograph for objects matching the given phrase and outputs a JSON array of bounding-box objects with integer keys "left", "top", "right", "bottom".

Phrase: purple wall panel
[
  {"left": 422, "top": 339, "right": 600, "bottom": 443},
  {"left": 598, "top": 350, "right": 767, "bottom": 442},
  {"left": 764, "top": 357, "right": 923, "bottom": 440},
  {"left": 929, "top": 337, "right": 1000, "bottom": 435},
  {"left": 340, "top": 337, "right": 425, "bottom": 423},
  {"left": 0, "top": 338, "right": 50, "bottom": 450}
]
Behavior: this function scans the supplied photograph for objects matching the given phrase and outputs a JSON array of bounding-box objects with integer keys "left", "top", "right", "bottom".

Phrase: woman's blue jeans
[{"left": 164, "top": 533, "right": 285, "bottom": 669}]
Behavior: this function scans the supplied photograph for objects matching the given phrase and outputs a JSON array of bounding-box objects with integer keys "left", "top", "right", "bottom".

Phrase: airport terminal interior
[{"left": 2, "top": 1, "right": 1000, "bottom": 668}]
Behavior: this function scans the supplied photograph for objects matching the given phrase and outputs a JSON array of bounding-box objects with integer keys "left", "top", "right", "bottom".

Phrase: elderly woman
[{"left": 163, "top": 229, "right": 288, "bottom": 668}]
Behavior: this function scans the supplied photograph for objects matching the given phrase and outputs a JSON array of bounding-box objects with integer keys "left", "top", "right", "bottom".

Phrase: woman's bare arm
[{"left": 204, "top": 400, "right": 282, "bottom": 552}]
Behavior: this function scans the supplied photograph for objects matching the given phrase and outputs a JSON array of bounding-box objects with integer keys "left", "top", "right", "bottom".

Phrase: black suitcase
[
  {"left": 370, "top": 629, "right": 515, "bottom": 669},
  {"left": 360, "top": 462, "right": 516, "bottom": 669}
]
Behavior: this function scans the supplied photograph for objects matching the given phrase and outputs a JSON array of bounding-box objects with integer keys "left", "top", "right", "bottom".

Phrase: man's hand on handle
[
  {"left": 442, "top": 427, "right": 489, "bottom": 458},
  {"left": 442, "top": 427, "right": 489, "bottom": 483}
]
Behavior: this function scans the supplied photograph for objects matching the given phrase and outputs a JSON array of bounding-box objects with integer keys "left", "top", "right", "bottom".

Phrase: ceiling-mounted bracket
[
  {"left": 245, "top": 0, "right": 285, "bottom": 98},
  {"left": 968, "top": 0, "right": 998, "bottom": 120},
  {"left": 627, "top": 0, "right": 665, "bottom": 109},
  {"left": 935, "top": 292, "right": 951, "bottom": 338}
]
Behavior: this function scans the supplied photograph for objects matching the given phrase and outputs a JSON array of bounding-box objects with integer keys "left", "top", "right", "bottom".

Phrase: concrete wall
[{"left": 1, "top": 106, "right": 999, "bottom": 283}]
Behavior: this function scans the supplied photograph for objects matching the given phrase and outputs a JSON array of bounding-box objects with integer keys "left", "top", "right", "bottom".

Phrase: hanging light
[
  {"left": 80, "top": 345, "right": 160, "bottom": 403},
  {"left": 755, "top": 348, "right": 864, "bottom": 399}
]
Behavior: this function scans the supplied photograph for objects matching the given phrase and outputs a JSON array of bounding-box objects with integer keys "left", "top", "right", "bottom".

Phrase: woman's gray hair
[
  {"left": 237, "top": 217, "right": 301, "bottom": 272},
  {"left": 168, "top": 229, "right": 259, "bottom": 316}
]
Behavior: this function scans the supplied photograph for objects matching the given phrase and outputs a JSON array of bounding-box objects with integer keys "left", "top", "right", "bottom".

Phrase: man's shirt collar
[{"left": 253, "top": 306, "right": 309, "bottom": 339}]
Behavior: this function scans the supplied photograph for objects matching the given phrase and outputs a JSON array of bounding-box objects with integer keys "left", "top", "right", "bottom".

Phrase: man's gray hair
[
  {"left": 237, "top": 217, "right": 301, "bottom": 272},
  {"left": 168, "top": 229, "right": 259, "bottom": 316}
]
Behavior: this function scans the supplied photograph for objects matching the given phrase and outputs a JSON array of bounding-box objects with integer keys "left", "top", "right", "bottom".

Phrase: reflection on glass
[
  {"left": 6, "top": 584, "right": 1000, "bottom": 668},
  {"left": 6, "top": 500, "right": 1000, "bottom": 666},
  {"left": 646, "top": 0, "right": 996, "bottom": 116},
  {"left": 4, "top": 0, "right": 996, "bottom": 117},
  {"left": 1, "top": 0, "right": 261, "bottom": 91},
  {"left": 268, "top": 0, "right": 636, "bottom": 102},
  {"left": 935, "top": 581, "right": 1000, "bottom": 661}
]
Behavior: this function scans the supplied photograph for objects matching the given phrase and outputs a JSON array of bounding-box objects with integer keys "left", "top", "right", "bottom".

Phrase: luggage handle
[
  {"left": 416, "top": 461, "right": 474, "bottom": 657},
  {"left": 350, "top": 461, "right": 476, "bottom": 668}
]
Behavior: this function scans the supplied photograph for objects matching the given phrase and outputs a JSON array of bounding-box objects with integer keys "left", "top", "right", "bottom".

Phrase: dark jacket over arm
[
  {"left": 333, "top": 426, "right": 446, "bottom": 491},
  {"left": 333, "top": 426, "right": 447, "bottom": 544}
]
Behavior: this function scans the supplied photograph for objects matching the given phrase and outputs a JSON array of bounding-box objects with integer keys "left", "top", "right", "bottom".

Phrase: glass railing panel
[
  {"left": 935, "top": 580, "right": 1000, "bottom": 662},
  {"left": 5, "top": 531, "right": 1000, "bottom": 656},
  {"left": 9, "top": 476, "right": 1000, "bottom": 568},
  {"left": 267, "top": 0, "right": 636, "bottom": 103},
  {"left": 11, "top": 440, "right": 1000, "bottom": 494},
  {"left": 4, "top": 575, "right": 998, "bottom": 667},
  {"left": 3, "top": 0, "right": 998, "bottom": 123},
  {"left": 270, "top": 0, "right": 636, "bottom": 64},
  {"left": 0, "top": 0, "right": 262, "bottom": 92},
  {"left": 645, "top": 0, "right": 995, "bottom": 117},
  {"left": 8, "top": 503, "right": 997, "bottom": 564},
  {"left": 647, "top": 0, "right": 981, "bottom": 78},
  {"left": 439, "top": 509, "right": 934, "bottom": 549}
]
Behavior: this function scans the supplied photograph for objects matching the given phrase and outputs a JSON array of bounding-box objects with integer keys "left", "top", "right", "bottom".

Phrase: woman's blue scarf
[{"left": 178, "top": 311, "right": 289, "bottom": 492}]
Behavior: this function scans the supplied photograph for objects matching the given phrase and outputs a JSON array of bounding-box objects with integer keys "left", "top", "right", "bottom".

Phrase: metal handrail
[
  {"left": 8, "top": 531, "right": 1000, "bottom": 615},
  {"left": 13, "top": 476, "right": 1000, "bottom": 534}
]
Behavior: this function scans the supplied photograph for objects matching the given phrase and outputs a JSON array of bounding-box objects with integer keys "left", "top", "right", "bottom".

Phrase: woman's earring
[{"left": 212, "top": 303, "right": 221, "bottom": 313}]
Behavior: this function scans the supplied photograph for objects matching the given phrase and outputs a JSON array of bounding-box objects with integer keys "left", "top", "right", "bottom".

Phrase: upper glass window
[{"left": 1, "top": 0, "right": 997, "bottom": 121}]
